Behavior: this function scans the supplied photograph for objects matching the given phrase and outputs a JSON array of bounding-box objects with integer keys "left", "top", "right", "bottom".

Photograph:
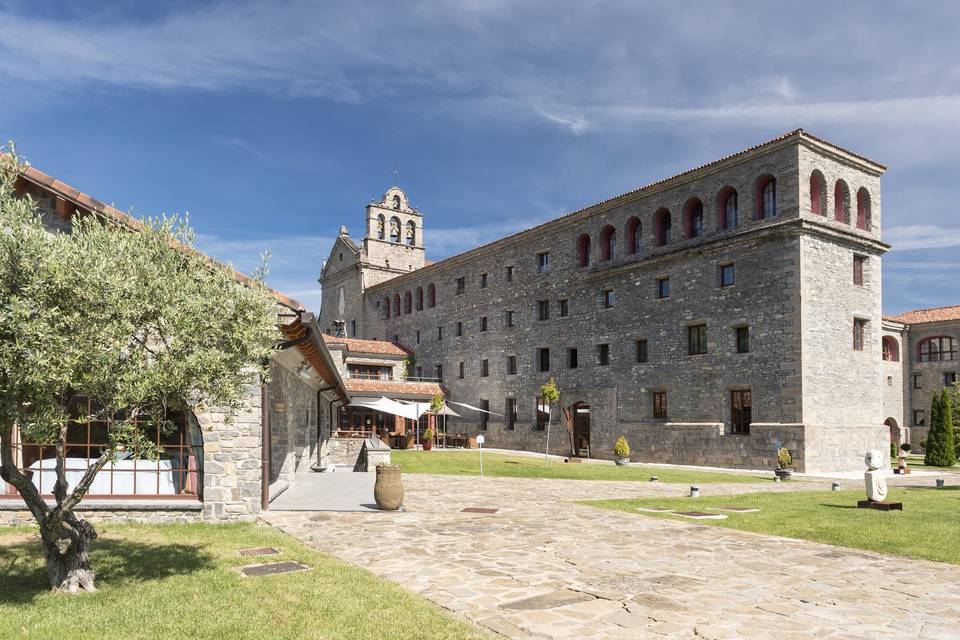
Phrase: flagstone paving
[{"left": 263, "top": 473, "right": 960, "bottom": 639}]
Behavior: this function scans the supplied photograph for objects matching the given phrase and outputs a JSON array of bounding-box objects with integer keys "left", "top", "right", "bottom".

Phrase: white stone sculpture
[{"left": 863, "top": 449, "right": 888, "bottom": 502}]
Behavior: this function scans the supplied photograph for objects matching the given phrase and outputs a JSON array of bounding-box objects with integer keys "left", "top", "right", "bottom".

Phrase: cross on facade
[{"left": 392, "top": 169, "right": 399, "bottom": 186}]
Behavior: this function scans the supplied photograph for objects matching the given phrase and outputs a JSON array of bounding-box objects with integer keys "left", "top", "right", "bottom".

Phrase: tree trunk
[{"left": 42, "top": 513, "right": 98, "bottom": 593}]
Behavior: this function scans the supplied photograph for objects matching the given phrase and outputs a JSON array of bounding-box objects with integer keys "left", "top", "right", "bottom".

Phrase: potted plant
[
  {"left": 613, "top": 436, "right": 631, "bottom": 466},
  {"left": 774, "top": 447, "right": 793, "bottom": 480},
  {"left": 422, "top": 427, "right": 434, "bottom": 451}
]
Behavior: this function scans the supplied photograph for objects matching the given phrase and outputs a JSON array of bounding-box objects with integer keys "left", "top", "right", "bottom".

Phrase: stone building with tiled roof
[
  {"left": 881, "top": 305, "right": 960, "bottom": 451},
  {"left": 320, "top": 129, "right": 905, "bottom": 473}
]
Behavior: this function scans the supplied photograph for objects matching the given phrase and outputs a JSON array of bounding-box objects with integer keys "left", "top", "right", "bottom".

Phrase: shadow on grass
[
  {"left": 0, "top": 536, "right": 216, "bottom": 604},
  {"left": 820, "top": 504, "right": 859, "bottom": 509}
]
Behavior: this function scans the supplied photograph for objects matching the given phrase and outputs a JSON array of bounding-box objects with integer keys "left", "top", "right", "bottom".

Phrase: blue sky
[{"left": 2, "top": 1, "right": 959, "bottom": 314}]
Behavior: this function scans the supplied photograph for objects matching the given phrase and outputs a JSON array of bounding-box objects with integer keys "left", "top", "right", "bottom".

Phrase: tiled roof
[
  {"left": 889, "top": 305, "right": 960, "bottom": 325},
  {"left": 15, "top": 163, "right": 304, "bottom": 312},
  {"left": 322, "top": 334, "right": 410, "bottom": 356},
  {"left": 343, "top": 378, "right": 442, "bottom": 396},
  {"left": 367, "top": 129, "right": 885, "bottom": 294}
]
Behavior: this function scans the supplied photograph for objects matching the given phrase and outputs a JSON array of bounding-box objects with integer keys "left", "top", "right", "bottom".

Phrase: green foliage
[
  {"left": 901, "top": 443, "right": 912, "bottom": 453},
  {"left": 890, "top": 441, "right": 898, "bottom": 460},
  {"left": 540, "top": 377, "right": 560, "bottom": 404},
  {"left": 777, "top": 447, "right": 792, "bottom": 470},
  {"left": 0, "top": 147, "right": 279, "bottom": 499},
  {"left": 422, "top": 427, "right": 434, "bottom": 441},
  {"left": 613, "top": 436, "right": 630, "bottom": 459},
  {"left": 429, "top": 393, "right": 444, "bottom": 414},
  {"left": 925, "top": 389, "right": 957, "bottom": 467}
]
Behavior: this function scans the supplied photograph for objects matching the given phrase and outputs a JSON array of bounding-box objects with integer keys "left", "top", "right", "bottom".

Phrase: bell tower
[{"left": 362, "top": 186, "right": 425, "bottom": 274}]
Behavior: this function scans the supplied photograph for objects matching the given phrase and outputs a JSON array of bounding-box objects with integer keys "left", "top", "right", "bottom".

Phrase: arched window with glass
[
  {"left": 918, "top": 336, "right": 957, "bottom": 362},
  {"left": 834, "top": 180, "right": 850, "bottom": 223},
  {"left": 427, "top": 283, "right": 436, "bottom": 308},
  {"left": 755, "top": 176, "right": 776, "bottom": 219},
  {"left": 684, "top": 198, "right": 704, "bottom": 238},
  {"left": 655, "top": 208, "right": 672, "bottom": 246},
  {"left": 415, "top": 287, "right": 423, "bottom": 311},
  {"left": 717, "top": 187, "right": 737, "bottom": 230},
  {"left": 625, "top": 217, "right": 641, "bottom": 254},
  {"left": 577, "top": 233, "right": 591, "bottom": 267},
  {"left": 809, "top": 170, "right": 826, "bottom": 215},
  {"left": 599, "top": 225, "right": 616, "bottom": 261},
  {"left": 856, "top": 188, "right": 871, "bottom": 230}
]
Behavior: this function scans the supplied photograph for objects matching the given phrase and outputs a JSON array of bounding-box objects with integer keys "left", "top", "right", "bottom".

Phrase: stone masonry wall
[
  {"left": 269, "top": 361, "right": 318, "bottom": 487},
  {"left": 905, "top": 319, "right": 960, "bottom": 451}
]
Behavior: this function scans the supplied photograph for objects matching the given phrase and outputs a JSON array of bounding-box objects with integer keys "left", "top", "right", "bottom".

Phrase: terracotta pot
[
  {"left": 423, "top": 440, "right": 433, "bottom": 451},
  {"left": 374, "top": 464, "right": 404, "bottom": 510}
]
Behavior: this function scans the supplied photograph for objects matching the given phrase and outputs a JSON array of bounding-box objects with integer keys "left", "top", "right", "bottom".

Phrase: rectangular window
[
  {"left": 913, "top": 373, "right": 922, "bottom": 389},
  {"left": 435, "top": 365, "right": 443, "bottom": 382},
  {"left": 480, "top": 273, "right": 488, "bottom": 289},
  {"left": 688, "top": 324, "right": 707, "bottom": 356},
  {"left": 736, "top": 326, "right": 750, "bottom": 354},
  {"left": 636, "top": 339, "right": 648, "bottom": 363},
  {"left": 458, "top": 362, "right": 464, "bottom": 379},
  {"left": 537, "top": 251, "right": 550, "bottom": 273},
  {"left": 946, "top": 372, "right": 957, "bottom": 387},
  {"left": 568, "top": 347, "right": 578, "bottom": 369},
  {"left": 603, "top": 289, "right": 615, "bottom": 309},
  {"left": 598, "top": 343, "right": 610, "bottom": 365},
  {"left": 480, "top": 316, "right": 488, "bottom": 332},
  {"left": 535, "top": 396, "right": 549, "bottom": 431},
  {"left": 415, "top": 366, "right": 423, "bottom": 378},
  {"left": 537, "top": 300, "right": 550, "bottom": 321},
  {"left": 481, "top": 359, "right": 489, "bottom": 377},
  {"left": 507, "top": 355, "right": 517, "bottom": 375},
  {"left": 455, "top": 321, "right": 463, "bottom": 337},
  {"left": 504, "top": 310, "right": 514, "bottom": 327},
  {"left": 913, "top": 409, "right": 926, "bottom": 426},
  {"left": 853, "top": 255, "right": 866, "bottom": 286},
  {"left": 558, "top": 299, "right": 569, "bottom": 317},
  {"left": 538, "top": 348, "right": 550, "bottom": 372},
  {"left": 657, "top": 277, "right": 670, "bottom": 299},
  {"left": 505, "top": 398, "right": 517, "bottom": 430},
  {"left": 720, "top": 263, "right": 735, "bottom": 287},
  {"left": 853, "top": 318, "right": 867, "bottom": 351},
  {"left": 506, "top": 265, "right": 513, "bottom": 282},
  {"left": 456, "top": 277, "right": 465, "bottom": 295},
  {"left": 480, "top": 400, "right": 489, "bottom": 430},
  {"left": 653, "top": 391, "right": 667, "bottom": 419},
  {"left": 437, "top": 326, "right": 443, "bottom": 340}
]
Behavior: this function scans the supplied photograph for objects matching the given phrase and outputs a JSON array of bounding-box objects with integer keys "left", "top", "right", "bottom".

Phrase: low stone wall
[
  {"left": 802, "top": 424, "right": 888, "bottom": 473},
  {"left": 626, "top": 422, "right": 806, "bottom": 471},
  {"left": 359, "top": 438, "right": 391, "bottom": 471},
  {"left": 319, "top": 436, "right": 367, "bottom": 470},
  {"left": 0, "top": 501, "right": 204, "bottom": 526}
]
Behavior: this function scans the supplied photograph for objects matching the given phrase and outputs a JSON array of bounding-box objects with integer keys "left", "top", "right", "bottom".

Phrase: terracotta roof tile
[
  {"left": 889, "top": 305, "right": 960, "bottom": 325},
  {"left": 322, "top": 334, "right": 410, "bottom": 356},
  {"left": 343, "top": 378, "right": 442, "bottom": 396}
]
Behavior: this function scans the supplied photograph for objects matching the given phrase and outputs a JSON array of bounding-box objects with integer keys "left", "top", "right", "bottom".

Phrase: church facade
[{"left": 318, "top": 129, "right": 917, "bottom": 473}]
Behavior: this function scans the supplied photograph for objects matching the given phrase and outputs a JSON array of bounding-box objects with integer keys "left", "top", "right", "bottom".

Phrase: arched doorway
[
  {"left": 885, "top": 417, "right": 900, "bottom": 446},
  {"left": 571, "top": 402, "right": 591, "bottom": 458}
]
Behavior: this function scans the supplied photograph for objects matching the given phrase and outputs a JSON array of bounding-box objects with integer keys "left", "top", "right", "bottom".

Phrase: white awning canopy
[{"left": 346, "top": 397, "right": 430, "bottom": 421}]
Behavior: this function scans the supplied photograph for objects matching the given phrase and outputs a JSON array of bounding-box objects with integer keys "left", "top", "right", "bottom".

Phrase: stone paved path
[{"left": 263, "top": 474, "right": 960, "bottom": 639}]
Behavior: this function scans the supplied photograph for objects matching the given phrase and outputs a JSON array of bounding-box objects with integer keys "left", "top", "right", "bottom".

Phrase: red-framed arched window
[
  {"left": 834, "top": 179, "right": 850, "bottom": 223},
  {"left": 810, "top": 170, "right": 826, "bottom": 215},
  {"left": 427, "top": 283, "right": 436, "bottom": 308},
  {"left": 577, "top": 233, "right": 591, "bottom": 267},
  {"left": 684, "top": 198, "right": 704, "bottom": 238},
  {"left": 415, "top": 287, "right": 423, "bottom": 311},
  {"left": 755, "top": 175, "right": 776, "bottom": 219},
  {"left": 625, "top": 217, "right": 641, "bottom": 254},
  {"left": 856, "top": 187, "right": 871, "bottom": 230},
  {"left": 392, "top": 293, "right": 400, "bottom": 317},
  {"left": 882, "top": 336, "right": 900, "bottom": 362},
  {"left": 717, "top": 187, "right": 737, "bottom": 230},
  {"left": 384, "top": 296, "right": 391, "bottom": 319},
  {"left": 918, "top": 336, "right": 957, "bottom": 362},
  {"left": 599, "top": 225, "right": 616, "bottom": 261},
  {"left": 655, "top": 208, "right": 672, "bottom": 246}
]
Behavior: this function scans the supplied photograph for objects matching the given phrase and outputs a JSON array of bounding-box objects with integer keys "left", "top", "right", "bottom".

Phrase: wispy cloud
[{"left": 884, "top": 225, "right": 960, "bottom": 251}]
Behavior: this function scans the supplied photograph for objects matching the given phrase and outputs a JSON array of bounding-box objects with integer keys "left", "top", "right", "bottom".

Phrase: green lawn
[
  {"left": 392, "top": 450, "right": 765, "bottom": 484},
  {"left": 0, "top": 523, "right": 489, "bottom": 640},
  {"left": 583, "top": 487, "right": 960, "bottom": 565}
]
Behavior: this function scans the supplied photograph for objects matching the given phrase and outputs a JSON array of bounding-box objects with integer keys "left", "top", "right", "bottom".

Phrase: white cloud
[{"left": 884, "top": 225, "right": 960, "bottom": 251}]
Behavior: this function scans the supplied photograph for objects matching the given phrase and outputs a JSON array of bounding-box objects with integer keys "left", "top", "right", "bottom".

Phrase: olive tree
[
  {"left": 0, "top": 149, "right": 279, "bottom": 592},
  {"left": 541, "top": 377, "right": 559, "bottom": 467}
]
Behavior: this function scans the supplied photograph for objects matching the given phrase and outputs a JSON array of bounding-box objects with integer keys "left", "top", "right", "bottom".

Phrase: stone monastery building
[{"left": 320, "top": 129, "right": 952, "bottom": 474}]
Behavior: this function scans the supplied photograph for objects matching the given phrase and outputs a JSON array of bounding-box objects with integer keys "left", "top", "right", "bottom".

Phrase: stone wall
[
  {"left": 352, "top": 139, "right": 886, "bottom": 471},
  {"left": 268, "top": 361, "right": 318, "bottom": 487},
  {"left": 0, "top": 507, "right": 204, "bottom": 527},
  {"left": 904, "top": 319, "right": 960, "bottom": 451}
]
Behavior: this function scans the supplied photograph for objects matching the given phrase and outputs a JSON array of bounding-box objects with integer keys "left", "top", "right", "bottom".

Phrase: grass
[
  {"left": 392, "top": 449, "right": 765, "bottom": 484},
  {"left": 0, "top": 522, "right": 489, "bottom": 640},
  {"left": 583, "top": 486, "right": 960, "bottom": 565}
]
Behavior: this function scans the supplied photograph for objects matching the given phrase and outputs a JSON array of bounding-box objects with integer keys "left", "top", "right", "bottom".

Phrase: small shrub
[
  {"left": 613, "top": 436, "right": 630, "bottom": 459},
  {"left": 901, "top": 443, "right": 912, "bottom": 453},
  {"left": 890, "top": 441, "right": 898, "bottom": 460},
  {"left": 777, "top": 447, "right": 793, "bottom": 470},
  {"left": 422, "top": 427, "right": 434, "bottom": 441}
]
